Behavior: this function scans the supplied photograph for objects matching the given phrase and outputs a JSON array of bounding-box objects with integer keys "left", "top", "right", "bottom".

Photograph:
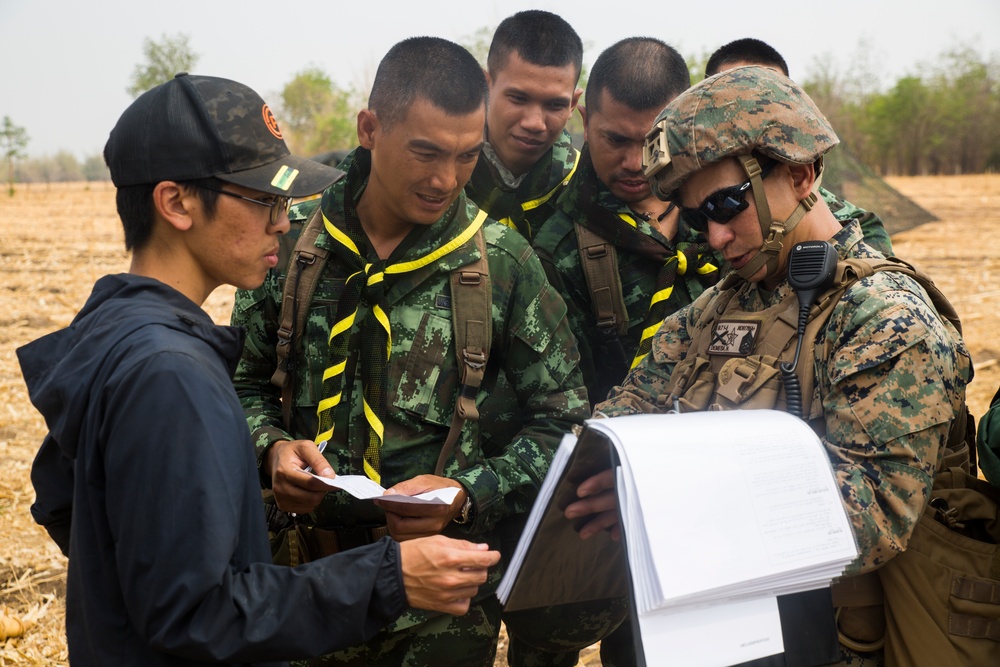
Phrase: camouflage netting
[{"left": 822, "top": 145, "right": 937, "bottom": 235}]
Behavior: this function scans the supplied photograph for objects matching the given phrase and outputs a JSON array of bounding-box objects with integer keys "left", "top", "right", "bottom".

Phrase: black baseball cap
[{"left": 104, "top": 73, "right": 341, "bottom": 197}]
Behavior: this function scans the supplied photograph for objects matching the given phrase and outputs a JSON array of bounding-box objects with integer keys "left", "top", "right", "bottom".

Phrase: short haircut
[
  {"left": 585, "top": 37, "right": 690, "bottom": 114},
  {"left": 111, "top": 178, "right": 218, "bottom": 252},
  {"left": 487, "top": 10, "right": 583, "bottom": 80},
  {"left": 705, "top": 38, "right": 790, "bottom": 77},
  {"left": 368, "top": 36, "right": 488, "bottom": 129}
]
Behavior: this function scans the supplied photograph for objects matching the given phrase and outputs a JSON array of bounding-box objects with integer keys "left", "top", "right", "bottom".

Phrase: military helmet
[{"left": 643, "top": 65, "right": 839, "bottom": 200}]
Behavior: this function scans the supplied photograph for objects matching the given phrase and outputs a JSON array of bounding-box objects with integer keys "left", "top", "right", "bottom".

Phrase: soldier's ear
[
  {"left": 357, "top": 109, "right": 379, "bottom": 150},
  {"left": 787, "top": 162, "right": 815, "bottom": 200}
]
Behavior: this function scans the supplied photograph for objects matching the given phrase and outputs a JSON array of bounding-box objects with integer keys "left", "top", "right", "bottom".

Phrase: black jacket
[{"left": 19, "top": 274, "right": 406, "bottom": 666}]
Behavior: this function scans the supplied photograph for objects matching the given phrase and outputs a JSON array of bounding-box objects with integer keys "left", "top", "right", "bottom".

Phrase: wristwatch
[{"left": 453, "top": 495, "right": 474, "bottom": 525}]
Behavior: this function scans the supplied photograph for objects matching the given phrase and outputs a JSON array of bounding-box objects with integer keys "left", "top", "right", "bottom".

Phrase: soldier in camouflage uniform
[
  {"left": 463, "top": 10, "right": 583, "bottom": 242},
  {"left": 231, "top": 38, "right": 588, "bottom": 666},
  {"left": 533, "top": 38, "right": 719, "bottom": 408},
  {"left": 505, "top": 38, "right": 703, "bottom": 667},
  {"left": 705, "top": 36, "right": 894, "bottom": 256},
  {"left": 565, "top": 66, "right": 971, "bottom": 666}
]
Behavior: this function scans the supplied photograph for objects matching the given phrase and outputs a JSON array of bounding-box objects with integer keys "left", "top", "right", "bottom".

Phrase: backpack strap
[
  {"left": 839, "top": 256, "right": 963, "bottom": 335},
  {"left": 435, "top": 226, "right": 493, "bottom": 476},
  {"left": 271, "top": 204, "right": 330, "bottom": 432},
  {"left": 839, "top": 257, "right": 975, "bottom": 472},
  {"left": 575, "top": 221, "right": 629, "bottom": 337}
]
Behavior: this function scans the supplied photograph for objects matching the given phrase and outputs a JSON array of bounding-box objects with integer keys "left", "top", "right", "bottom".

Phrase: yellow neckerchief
[
  {"left": 608, "top": 211, "right": 718, "bottom": 370},
  {"left": 316, "top": 208, "right": 488, "bottom": 482},
  {"left": 498, "top": 148, "right": 582, "bottom": 237}
]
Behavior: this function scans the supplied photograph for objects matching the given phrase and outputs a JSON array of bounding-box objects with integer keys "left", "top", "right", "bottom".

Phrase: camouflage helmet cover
[{"left": 643, "top": 65, "right": 839, "bottom": 199}]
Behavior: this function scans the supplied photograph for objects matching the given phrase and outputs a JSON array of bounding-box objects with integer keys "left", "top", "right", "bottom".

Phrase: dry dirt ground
[{"left": 1, "top": 176, "right": 997, "bottom": 666}]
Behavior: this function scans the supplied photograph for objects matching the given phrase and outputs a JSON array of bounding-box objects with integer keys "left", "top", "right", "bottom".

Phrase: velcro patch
[
  {"left": 434, "top": 294, "right": 451, "bottom": 310},
  {"left": 709, "top": 321, "right": 759, "bottom": 356}
]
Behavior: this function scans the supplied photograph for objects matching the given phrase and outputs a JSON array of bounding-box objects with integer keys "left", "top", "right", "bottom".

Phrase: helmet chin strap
[{"left": 733, "top": 154, "right": 818, "bottom": 281}]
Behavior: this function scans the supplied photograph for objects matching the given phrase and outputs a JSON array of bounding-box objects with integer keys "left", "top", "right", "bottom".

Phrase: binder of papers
[{"left": 498, "top": 410, "right": 858, "bottom": 667}]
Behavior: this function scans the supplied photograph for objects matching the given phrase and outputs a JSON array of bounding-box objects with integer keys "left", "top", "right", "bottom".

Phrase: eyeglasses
[
  {"left": 197, "top": 183, "right": 291, "bottom": 226},
  {"left": 677, "top": 163, "right": 775, "bottom": 234}
]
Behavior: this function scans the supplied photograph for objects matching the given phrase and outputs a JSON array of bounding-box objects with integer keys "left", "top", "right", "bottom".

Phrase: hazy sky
[{"left": 3, "top": 0, "right": 998, "bottom": 159}]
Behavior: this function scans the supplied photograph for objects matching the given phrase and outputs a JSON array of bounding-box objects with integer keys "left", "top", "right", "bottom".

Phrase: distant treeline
[
  {"left": 801, "top": 45, "right": 1000, "bottom": 176},
  {"left": 11, "top": 45, "right": 999, "bottom": 184}
]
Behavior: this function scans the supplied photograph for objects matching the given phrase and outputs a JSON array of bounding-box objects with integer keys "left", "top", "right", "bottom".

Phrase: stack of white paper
[
  {"left": 498, "top": 409, "right": 859, "bottom": 667},
  {"left": 593, "top": 410, "right": 858, "bottom": 615}
]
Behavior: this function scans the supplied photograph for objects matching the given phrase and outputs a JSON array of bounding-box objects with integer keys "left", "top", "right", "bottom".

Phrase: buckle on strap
[
  {"left": 459, "top": 271, "right": 482, "bottom": 286},
  {"left": 463, "top": 349, "right": 486, "bottom": 370},
  {"left": 716, "top": 357, "right": 775, "bottom": 404},
  {"left": 276, "top": 325, "right": 293, "bottom": 348},
  {"left": 295, "top": 250, "right": 319, "bottom": 267}
]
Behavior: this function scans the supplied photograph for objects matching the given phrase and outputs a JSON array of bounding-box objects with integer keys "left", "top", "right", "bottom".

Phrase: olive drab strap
[
  {"left": 271, "top": 204, "right": 330, "bottom": 432},
  {"left": 435, "top": 227, "right": 492, "bottom": 476},
  {"left": 575, "top": 222, "right": 629, "bottom": 337}
]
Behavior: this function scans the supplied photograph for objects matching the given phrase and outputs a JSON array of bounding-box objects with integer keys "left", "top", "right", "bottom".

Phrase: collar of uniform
[
  {"left": 481, "top": 141, "right": 528, "bottom": 189},
  {"left": 742, "top": 216, "right": 864, "bottom": 309}
]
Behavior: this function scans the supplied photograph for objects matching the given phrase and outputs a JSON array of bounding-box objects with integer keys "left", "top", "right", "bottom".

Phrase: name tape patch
[{"left": 709, "top": 321, "right": 759, "bottom": 356}]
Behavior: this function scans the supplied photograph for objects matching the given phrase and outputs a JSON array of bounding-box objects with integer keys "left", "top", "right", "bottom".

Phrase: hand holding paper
[
  {"left": 377, "top": 475, "right": 468, "bottom": 541},
  {"left": 304, "top": 471, "right": 461, "bottom": 505}
]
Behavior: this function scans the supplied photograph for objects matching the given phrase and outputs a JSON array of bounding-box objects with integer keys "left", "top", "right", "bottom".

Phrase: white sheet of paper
[
  {"left": 305, "top": 472, "right": 460, "bottom": 505},
  {"left": 379, "top": 487, "right": 462, "bottom": 506},
  {"left": 637, "top": 596, "right": 783, "bottom": 667}
]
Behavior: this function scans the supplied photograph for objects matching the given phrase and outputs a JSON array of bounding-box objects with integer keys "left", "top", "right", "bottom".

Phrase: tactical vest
[
  {"left": 270, "top": 202, "right": 493, "bottom": 476},
  {"left": 663, "top": 255, "right": 979, "bottom": 658},
  {"left": 664, "top": 256, "right": 969, "bottom": 452}
]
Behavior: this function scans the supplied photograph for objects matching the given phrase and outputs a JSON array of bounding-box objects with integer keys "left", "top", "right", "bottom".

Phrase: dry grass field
[{"left": 1, "top": 176, "right": 998, "bottom": 665}]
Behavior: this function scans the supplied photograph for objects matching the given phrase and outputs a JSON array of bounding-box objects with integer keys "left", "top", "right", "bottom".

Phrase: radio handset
[{"left": 780, "top": 241, "right": 838, "bottom": 419}]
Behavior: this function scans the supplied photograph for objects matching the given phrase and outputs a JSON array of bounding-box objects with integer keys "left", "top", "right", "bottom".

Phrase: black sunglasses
[
  {"left": 197, "top": 183, "right": 291, "bottom": 227},
  {"left": 678, "top": 163, "right": 775, "bottom": 234}
]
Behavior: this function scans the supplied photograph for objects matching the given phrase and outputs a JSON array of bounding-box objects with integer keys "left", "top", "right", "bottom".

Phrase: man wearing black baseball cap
[{"left": 18, "top": 73, "right": 499, "bottom": 667}]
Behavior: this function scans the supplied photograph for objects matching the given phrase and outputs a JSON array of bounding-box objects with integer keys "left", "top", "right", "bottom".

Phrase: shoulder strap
[
  {"left": 575, "top": 221, "right": 629, "bottom": 337},
  {"left": 271, "top": 204, "right": 330, "bottom": 431},
  {"left": 435, "top": 227, "right": 493, "bottom": 475},
  {"left": 838, "top": 257, "right": 963, "bottom": 335},
  {"left": 832, "top": 257, "right": 973, "bottom": 470}
]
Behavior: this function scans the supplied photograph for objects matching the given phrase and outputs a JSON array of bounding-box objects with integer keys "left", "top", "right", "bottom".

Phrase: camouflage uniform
[
  {"left": 519, "top": 154, "right": 890, "bottom": 667},
  {"left": 231, "top": 148, "right": 589, "bottom": 666},
  {"left": 602, "top": 66, "right": 971, "bottom": 666},
  {"left": 822, "top": 188, "right": 894, "bottom": 257},
  {"left": 597, "top": 219, "right": 971, "bottom": 575},
  {"left": 465, "top": 128, "right": 579, "bottom": 241},
  {"left": 598, "top": 221, "right": 970, "bottom": 667}
]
